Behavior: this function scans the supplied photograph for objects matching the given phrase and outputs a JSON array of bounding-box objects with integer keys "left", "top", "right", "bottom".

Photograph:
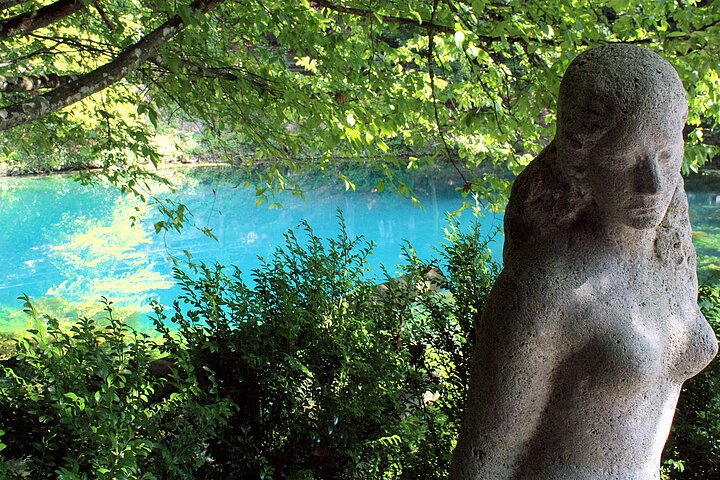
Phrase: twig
[
  {"left": 427, "top": 0, "right": 468, "bottom": 186},
  {"left": 92, "top": 1, "right": 115, "bottom": 31}
]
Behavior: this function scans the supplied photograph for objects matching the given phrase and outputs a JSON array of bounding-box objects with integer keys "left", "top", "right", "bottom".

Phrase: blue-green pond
[
  {"left": 0, "top": 166, "right": 502, "bottom": 334},
  {"left": 1, "top": 167, "right": 718, "bottom": 335}
]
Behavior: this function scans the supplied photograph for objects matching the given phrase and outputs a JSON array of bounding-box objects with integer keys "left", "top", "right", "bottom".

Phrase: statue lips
[
  {"left": 623, "top": 197, "right": 665, "bottom": 227},
  {"left": 628, "top": 203, "right": 660, "bottom": 214},
  {"left": 624, "top": 194, "right": 664, "bottom": 216},
  {"left": 629, "top": 189, "right": 670, "bottom": 209}
]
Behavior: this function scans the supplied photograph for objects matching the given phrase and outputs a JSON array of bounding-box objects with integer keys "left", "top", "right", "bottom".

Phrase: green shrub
[
  {"left": 0, "top": 297, "right": 233, "bottom": 479},
  {"left": 0, "top": 216, "right": 500, "bottom": 479},
  {"left": 151, "top": 216, "right": 499, "bottom": 479}
]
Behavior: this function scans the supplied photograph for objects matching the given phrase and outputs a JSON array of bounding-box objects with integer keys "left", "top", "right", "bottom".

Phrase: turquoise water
[
  {"left": 0, "top": 166, "right": 503, "bottom": 333},
  {"left": 686, "top": 173, "right": 720, "bottom": 279},
  {"left": 1, "top": 168, "right": 717, "bottom": 334}
]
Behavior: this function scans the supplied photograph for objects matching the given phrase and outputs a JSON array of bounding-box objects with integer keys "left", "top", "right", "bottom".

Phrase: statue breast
[{"left": 568, "top": 267, "right": 717, "bottom": 389}]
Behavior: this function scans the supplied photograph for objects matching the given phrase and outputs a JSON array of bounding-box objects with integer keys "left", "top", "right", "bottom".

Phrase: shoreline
[{"left": 2, "top": 154, "right": 718, "bottom": 180}]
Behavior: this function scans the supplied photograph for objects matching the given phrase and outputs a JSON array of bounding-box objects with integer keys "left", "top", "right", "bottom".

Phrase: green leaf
[
  {"left": 472, "top": 0, "right": 485, "bottom": 12},
  {"left": 454, "top": 30, "right": 466, "bottom": 48},
  {"left": 64, "top": 392, "right": 80, "bottom": 402},
  {"left": 148, "top": 108, "right": 158, "bottom": 129},
  {"left": 165, "top": 53, "right": 182, "bottom": 74},
  {"left": 608, "top": 0, "right": 630, "bottom": 12}
]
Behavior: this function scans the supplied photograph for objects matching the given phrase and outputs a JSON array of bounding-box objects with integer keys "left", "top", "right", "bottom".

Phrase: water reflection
[{"left": 46, "top": 201, "right": 173, "bottom": 305}]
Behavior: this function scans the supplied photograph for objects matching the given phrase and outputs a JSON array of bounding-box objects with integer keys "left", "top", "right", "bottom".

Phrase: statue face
[{"left": 585, "top": 118, "right": 684, "bottom": 230}]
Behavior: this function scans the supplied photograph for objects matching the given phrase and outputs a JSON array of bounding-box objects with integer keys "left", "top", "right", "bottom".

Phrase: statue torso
[{"left": 463, "top": 245, "right": 717, "bottom": 479}]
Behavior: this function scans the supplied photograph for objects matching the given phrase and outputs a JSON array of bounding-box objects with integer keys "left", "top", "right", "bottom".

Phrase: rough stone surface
[{"left": 449, "top": 44, "right": 718, "bottom": 480}]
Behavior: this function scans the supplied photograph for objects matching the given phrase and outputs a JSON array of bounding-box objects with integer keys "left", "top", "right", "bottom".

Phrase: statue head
[
  {"left": 554, "top": 44, "right": 688, "bottom": 230},
  {"left": 505, "top": 45, "right": 692, "bottom": 259}
]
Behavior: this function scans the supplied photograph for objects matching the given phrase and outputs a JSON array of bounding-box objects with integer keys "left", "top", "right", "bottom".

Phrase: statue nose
[{"left": 636, "top": 155, "right": 662, "bottom": 194}]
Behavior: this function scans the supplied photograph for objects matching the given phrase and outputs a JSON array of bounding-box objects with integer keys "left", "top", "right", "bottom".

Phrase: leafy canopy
[{"left": 1, "top": 0, "right": 719, "bottom": 203}]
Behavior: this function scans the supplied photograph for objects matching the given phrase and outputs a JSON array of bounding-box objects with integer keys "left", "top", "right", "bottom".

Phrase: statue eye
[{"left": 656, "top": 146, "right": 680, "bottom": 165}]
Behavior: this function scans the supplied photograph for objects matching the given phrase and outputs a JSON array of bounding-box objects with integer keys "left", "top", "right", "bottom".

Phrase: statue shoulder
[{"left": 482, "top": 263, "right": 579, "bottom": 338}]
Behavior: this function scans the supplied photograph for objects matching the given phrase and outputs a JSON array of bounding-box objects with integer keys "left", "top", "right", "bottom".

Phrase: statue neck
[{"left": 596, "top": 222, "right": 658, "bottom": 259}]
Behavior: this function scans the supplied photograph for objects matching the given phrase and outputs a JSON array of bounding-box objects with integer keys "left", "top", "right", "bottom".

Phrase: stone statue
[{"left": 449, "top": 44, "right": 718, "bottom": 479}]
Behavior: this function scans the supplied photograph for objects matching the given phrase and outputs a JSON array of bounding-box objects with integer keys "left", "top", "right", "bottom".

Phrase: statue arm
[{"left": 451, "top": 274, "right": 566, "bottom": 478}]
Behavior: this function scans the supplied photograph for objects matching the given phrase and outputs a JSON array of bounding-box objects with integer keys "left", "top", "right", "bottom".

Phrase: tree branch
[
  {"left": 427, "top": 0, "right": 468, "bottom": 186},
  {"left": 309, "top": 0, "right": 556, "bottom": 46},
  {"left": 92, "top": 1, "right": 115, "bottom": 31},
  {"left": 0, "top": 0, "right": 84, "bottom": 40},
  {"left": 0, "top": 0, "right": 224, "bottom": 130},
  {"left": 158, "top": 57, "right": 275, "bottom": 93},
  {"left": 0, "top": 73, "right": 76, "bottom": 91}
]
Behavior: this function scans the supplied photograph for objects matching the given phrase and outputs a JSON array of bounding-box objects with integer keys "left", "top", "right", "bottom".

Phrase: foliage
[
  {"left": 2, "top": 1, "right": 720, "bottom": 205},
  {"left": 0, "top": 296, "right": 234, "bottom": 479},
  {"left": 663, "top": 277, "right": 720, "bottom": 479},
  {"left": 148, "top": 216, "right": 498, "bottom": 478},
  {"left": 370, "top": 219, "right": 500, "bottom": 477},
  {"left": 0, "top": 215, "right": 500, "bottom": 479}
]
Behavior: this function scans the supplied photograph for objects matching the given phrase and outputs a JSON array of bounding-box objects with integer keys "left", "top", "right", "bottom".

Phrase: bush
[
  {"left": 150, "top": 216, "right": 499, "bottom": 479},
  {"left": 0, "top": 297, "right": 234, "bottom": 479},
  {"left": 0, "top": 216, "right": 500, "bottom": 479}
]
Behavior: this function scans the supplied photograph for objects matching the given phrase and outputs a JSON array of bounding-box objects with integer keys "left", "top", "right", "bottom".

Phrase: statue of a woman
[{"left": 450, "top": 44, "right": 718, "bottom": 479}]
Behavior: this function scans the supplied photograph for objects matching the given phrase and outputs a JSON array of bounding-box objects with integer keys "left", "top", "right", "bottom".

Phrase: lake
[
  {"left": 0, "top": 166, "right": 503, "bottom": 334},
  {"left": 1, "top": 167, "right": 718, "bottom": 335},
  {"left": 687, "top": 173, "right": 720, "bottom": 278}
]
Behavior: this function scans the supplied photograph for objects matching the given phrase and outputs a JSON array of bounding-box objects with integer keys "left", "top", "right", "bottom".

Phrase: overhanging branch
[
  {"left": 150, "top": 56, "right": 274, "bottom": 93},
  {"left": 0, "top": 0, "right": 223, "bottom": 130},
  {"left": 0, "top": 0, "right": 84, "bottom": 40},
  {"left": 310, "top": 0, "right": 454, "bottom": 34},
  {"left": 309, "top": 0, "right": 554, "bottom": 46},
  {"left": 0, "top": 73, "right": 75, "bottom": 91},
  {"left": 92, "top": 1, "right": 115, "bottom": 31}
]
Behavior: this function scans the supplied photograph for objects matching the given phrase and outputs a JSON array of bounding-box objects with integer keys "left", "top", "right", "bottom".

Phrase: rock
[
  {"left": 149, "top": 356, "right": 176, "bottom": 378},
  {"left": 373, "top": 264, "right": 446, "bottom": 305},
  {"left": 450, "top": 44, "right": 718, "bottom": 480}
]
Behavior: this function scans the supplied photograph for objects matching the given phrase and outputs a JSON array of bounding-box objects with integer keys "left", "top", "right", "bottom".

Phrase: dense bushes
[
  {"left": 1, "top": 218, "right": 718, "bottom": 479},
  {"left": 0, "top": 297, "right": 233, "bottom": 479},
  {"left": 0, "top": 219, "right": 498, "bottom": 478},
  {"left": 149, "top": 218, "right": 498, "bottom": 478}
]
